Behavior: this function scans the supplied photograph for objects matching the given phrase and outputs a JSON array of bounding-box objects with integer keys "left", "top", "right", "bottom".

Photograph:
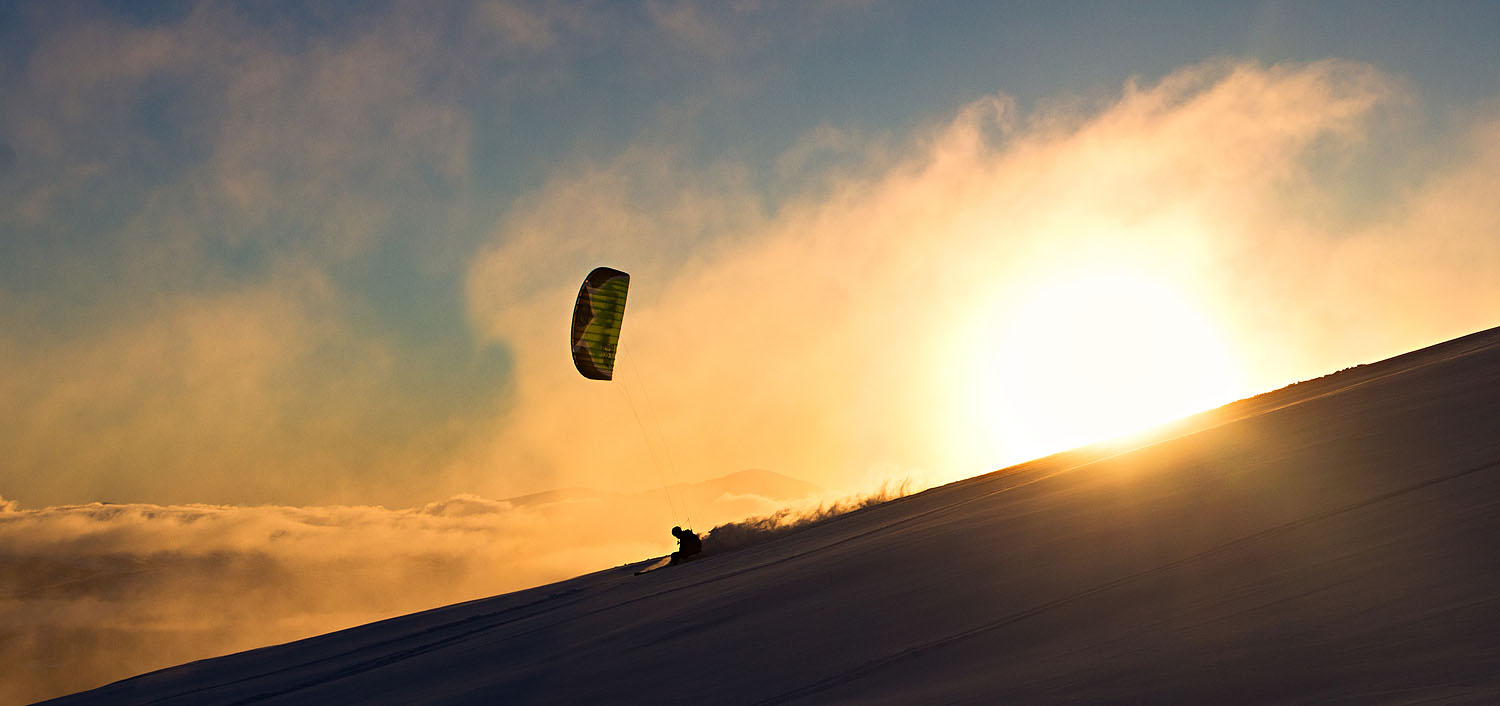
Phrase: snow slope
[{"left": 47, "top": 327, "right": 1500, "bottom": 705}]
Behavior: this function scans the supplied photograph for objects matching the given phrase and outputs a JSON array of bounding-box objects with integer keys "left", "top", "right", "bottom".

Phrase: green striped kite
[{"left": 571, "top": 267, "right": 630, "bottom": 380}]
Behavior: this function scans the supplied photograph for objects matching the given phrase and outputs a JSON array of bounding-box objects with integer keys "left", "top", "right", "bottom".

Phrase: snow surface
[{"left": 46, "top": 327, "right": 1500, "bottom": 705}]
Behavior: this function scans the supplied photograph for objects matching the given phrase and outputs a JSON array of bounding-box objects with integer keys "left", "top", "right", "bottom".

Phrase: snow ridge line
[{"left": 747, "top": 457, "right": 1500, "bottom": 706}]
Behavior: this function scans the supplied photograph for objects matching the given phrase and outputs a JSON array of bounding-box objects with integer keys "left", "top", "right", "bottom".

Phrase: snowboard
[{"left": 634, "top": 556, "right": 672, "bottom": 575}]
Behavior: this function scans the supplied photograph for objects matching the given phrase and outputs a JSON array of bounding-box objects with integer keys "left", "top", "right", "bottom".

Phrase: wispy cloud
[
  {"left": 0, "top": 4, "right": 500, "bottom": 507},
  {"left": 647, "top": 0, "right": 739, "bottom": 57}
]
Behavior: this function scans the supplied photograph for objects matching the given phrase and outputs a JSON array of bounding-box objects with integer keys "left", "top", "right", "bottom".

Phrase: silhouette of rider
[{"left": 670, "top": 526, "right": 702, "bottom": 564}]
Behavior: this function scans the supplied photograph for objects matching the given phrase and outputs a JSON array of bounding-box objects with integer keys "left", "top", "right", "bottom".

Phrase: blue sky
[{"left": 2, "top": 1, "right": 1500, "bottom": 507}]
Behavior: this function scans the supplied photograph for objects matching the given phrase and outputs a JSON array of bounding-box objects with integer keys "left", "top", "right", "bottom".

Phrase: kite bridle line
[{"left": 616, "top": 355, "right": 693, "bottom": 532}]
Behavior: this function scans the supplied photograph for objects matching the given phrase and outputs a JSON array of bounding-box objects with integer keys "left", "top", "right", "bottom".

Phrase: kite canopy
[{"left": 571, "top": 267, "right": 630, "bottom": 380}]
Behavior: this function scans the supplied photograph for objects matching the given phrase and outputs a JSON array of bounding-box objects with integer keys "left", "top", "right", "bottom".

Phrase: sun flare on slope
[{"left": 938, "top": 262, "right": 1249, "bottom": 473}]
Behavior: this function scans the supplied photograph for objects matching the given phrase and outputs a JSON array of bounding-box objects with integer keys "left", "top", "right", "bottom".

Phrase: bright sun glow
[{"left": 939, "top": 263, "right": 1248, "bottom": 472}]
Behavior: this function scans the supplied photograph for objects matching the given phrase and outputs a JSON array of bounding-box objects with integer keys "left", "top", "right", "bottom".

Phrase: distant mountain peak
[{"left": 687, "top": 469, "right": 822, "bottom": 500}]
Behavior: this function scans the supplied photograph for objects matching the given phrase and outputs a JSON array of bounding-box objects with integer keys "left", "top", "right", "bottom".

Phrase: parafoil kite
[{"left": 571, "top": 267, "right": 630, "bottom": 380}]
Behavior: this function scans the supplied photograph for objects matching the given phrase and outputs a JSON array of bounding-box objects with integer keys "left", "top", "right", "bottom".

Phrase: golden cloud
[{"left": 463, "top": 60, "right": 1499, "bottom": 497}]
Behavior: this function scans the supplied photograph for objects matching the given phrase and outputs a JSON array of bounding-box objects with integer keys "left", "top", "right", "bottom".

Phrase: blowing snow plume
[{"left": 702, "top": 480, "right": 912, "bottom": 556}]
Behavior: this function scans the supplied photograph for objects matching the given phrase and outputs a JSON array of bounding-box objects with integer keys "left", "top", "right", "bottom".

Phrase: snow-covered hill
[{"left": 47, "top": 327, "right": 1500, "bottom": 704}]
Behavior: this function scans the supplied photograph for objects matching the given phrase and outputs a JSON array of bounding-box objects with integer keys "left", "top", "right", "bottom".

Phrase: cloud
[
  {"left": 2, "top": 1, "right": 1497, "bottom": 519},
  {"left": 0, "top": 1, "right": 502, "bottom": 288},
  {"left": 775, "top": 122, "right": 880, "bottom": 179},
  {"left": 465, "top": 59, "right": 1500, "bottom": 494},
  {"left": 0, "top": 477, "right": 817, "bottom": 704},
  {"left": 0, "top": 265, "right": 454, "bottom": 506},
  {"left": 1314, "top": 118, "right": 1500, "bottom": 355},
  {"left": 647, "top": 0, "right": 738, "bottom": 57},
  {"left": 0, "top": 1, "right": 895, "bottom": 508},
  {"left": 0, "top": 4, "right": 510, "bottom": 507},
  {"left": 475, "top": 1, "right": 564, "bottom": 53},
  {"left": 642, "top": 0, "right": 876, "bottom": 59}
]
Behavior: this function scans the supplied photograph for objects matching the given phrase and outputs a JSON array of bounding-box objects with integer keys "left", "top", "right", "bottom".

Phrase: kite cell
[{"left": 571, "top": 267, "right": 631, "bottom": 380}]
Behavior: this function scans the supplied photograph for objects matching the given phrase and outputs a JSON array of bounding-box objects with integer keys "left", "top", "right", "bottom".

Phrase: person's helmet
[{"left": 671, "top": 526, "right": 683, "bottom": 536}]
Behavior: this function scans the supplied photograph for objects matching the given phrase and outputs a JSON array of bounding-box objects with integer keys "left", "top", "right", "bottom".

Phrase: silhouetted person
[{"left": 670, "top": 526, "right": 701, "bottom": 564}]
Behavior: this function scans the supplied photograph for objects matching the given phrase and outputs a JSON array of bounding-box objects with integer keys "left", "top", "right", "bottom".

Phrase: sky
[
  {"left": 4, "top": 1, "right": 1500, "bottom": 700},
  {"left": 2, "top": 0, "right": 1500, "bottom": 511}
]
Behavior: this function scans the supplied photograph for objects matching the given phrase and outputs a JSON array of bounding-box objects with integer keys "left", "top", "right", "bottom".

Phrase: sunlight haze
[{"left": 944, "top": 261, "right": 1247, "bottom": 467}]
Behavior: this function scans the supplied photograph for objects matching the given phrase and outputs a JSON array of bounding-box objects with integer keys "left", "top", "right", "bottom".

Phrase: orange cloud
[{"left": 0, "top": 471, "right": 820, "bottom": 704}]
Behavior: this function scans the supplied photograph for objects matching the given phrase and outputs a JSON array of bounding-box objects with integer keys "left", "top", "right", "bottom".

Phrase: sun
[{"left": 936, "top": 263, "right": 1247, "bottom": 472}]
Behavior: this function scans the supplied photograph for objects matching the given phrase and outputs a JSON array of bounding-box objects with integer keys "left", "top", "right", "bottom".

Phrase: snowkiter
[{"left": 670, "top": 526, "right": 701, "bottom": 564}]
